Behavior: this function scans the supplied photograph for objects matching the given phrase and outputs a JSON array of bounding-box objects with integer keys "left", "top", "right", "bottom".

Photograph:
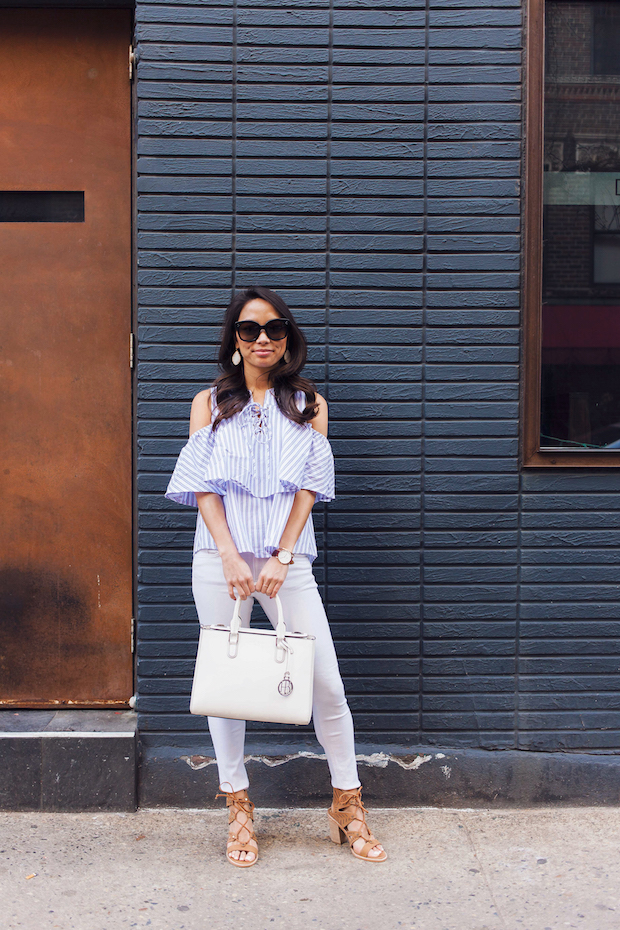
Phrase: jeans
[{"left": 192, "top": 549, "right": 361, "bottom": 792}]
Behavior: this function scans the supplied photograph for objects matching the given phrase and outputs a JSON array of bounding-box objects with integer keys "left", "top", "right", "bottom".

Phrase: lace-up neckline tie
[{"left": 243, "top": 402, "right": 270, "bottom": 444}]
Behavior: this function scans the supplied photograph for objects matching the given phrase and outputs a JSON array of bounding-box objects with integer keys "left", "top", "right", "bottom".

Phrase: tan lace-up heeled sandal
[
  {"left": 328, "top": 786, "right": 387, "bottom": 862},
  {"left": 216, "top": 787, "right": 258, "bottom": 868}
]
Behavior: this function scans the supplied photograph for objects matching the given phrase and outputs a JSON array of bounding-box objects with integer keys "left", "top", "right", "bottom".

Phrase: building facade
[{"left": 2, "top": 0, "right": 620, "bottom": 809}]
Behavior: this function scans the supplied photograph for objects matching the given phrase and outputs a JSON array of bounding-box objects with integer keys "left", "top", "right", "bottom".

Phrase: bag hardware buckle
[{"left": 228, "top": 631, "right": 239, "bottom": 659}]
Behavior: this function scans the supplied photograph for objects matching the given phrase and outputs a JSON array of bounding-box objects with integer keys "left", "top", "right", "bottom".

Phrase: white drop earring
[
  {"left": 283, "top": 349, "right": 291, "bottom": 363},
  {"left": 232, "top": 349, "right": 242, "bottom": 366}
]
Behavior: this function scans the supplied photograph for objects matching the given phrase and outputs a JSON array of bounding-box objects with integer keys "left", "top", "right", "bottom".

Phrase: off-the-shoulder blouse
[{"left": 165, "top": 388, "right": 335, "bottom": 561}]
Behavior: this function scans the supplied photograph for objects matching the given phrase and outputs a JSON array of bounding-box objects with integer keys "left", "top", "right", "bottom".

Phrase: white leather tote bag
[{"left": 190, "top": 594, "right": 315, "bottom": 725}]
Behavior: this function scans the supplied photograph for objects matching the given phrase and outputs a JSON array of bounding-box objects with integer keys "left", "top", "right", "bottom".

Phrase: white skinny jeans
[{"left": 192, "top": 549, "right": 361, "bottom": 792}]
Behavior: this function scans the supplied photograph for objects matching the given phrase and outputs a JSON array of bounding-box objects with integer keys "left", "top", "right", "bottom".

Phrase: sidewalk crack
[{"left": 460, "top": 812, "right": 508, "bottom": 930}]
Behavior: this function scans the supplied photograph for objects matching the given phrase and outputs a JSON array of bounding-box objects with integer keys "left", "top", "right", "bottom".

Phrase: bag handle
[{"left": 228, "top": 594, "right": 287, "bottom": 659}]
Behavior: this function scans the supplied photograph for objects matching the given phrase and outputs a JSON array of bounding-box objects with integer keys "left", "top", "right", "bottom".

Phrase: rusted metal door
[{"left": 0, "top": 10, "right": 133, "bottom": 706}]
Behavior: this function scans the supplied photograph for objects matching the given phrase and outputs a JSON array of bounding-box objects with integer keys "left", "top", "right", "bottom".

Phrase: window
[
  {"left": 524, "top": 0, "right": 620, "bottom": 464},
  {"left": 593, "top": 2, "right": 620, "bottom": 74}
]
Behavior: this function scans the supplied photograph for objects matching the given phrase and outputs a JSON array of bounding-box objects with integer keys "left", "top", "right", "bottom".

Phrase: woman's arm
[
  {"left": 254, "top": 490, "right": 317, "bottom": 598},
  {"left": 195, "top": 493, "right": 255, "bottom": 600},
  {"left": 190, "top": 389, "right": 255, "bottom": 600},
  {"left": 255, "top": 393, "right": 329, "bottom": 597},
  {"left": 311, "top": 392, "right": 328, "bottom": 437},
  {"left": 189, "top": 388, "right": 212, "bottom": 436},
  {"left": 276, "top": 490, "right": 317, "bottom": 554}
]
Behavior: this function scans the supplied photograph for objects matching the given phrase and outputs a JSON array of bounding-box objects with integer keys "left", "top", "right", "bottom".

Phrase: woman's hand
[
  {"left": 220, "top": 550, "right": 255, "bottom": 601},
  {"left": 255, "top": 556, "right": 289, "bottom": 599}
]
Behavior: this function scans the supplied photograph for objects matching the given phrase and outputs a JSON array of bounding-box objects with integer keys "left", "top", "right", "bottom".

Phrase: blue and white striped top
[{"left": 165, "top": 388, "right": 335, "bottom": 561}]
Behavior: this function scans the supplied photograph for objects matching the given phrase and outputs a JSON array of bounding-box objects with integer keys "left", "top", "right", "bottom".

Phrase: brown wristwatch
[{"left": 273, "top": 547, "right": 294, "bottom": 565}]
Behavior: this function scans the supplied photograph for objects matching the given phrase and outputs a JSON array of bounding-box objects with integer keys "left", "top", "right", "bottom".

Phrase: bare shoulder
[
  {"left": 189, "top": 388, "right": 213, "bottom": 436},
  {"left": 311, "top": 392, "right": 328, "bottom": 437}
]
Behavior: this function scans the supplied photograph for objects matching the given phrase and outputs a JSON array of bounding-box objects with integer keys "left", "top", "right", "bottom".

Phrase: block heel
[
  {"left": 328, "top": 812, "right": 346, "bottom": 845},
  {"left": 327, "top": 786, "right": 387, "bottom": 862}
]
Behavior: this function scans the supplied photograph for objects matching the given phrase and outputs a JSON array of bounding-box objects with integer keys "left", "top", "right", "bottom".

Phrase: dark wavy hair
[{"left": 211, "top": 286, "right": 319, "bottom": 431}]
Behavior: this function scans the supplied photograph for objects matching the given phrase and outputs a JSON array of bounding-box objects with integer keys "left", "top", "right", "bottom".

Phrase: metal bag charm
[{"left": 278, "top": 672, "right": 293, "bottom": 697}]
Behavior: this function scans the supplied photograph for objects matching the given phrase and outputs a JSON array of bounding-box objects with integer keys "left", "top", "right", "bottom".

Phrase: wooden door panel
[{"left": 0, "top": 10, "right": 133, "bottom": 705}]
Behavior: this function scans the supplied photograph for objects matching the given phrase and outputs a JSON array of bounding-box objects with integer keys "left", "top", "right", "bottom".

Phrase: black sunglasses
[{"left": 235, "top": 318, "right": 290, "bottom": 342}]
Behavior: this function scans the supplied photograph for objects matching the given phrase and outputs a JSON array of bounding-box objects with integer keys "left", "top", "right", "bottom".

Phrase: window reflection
[{"left": 541, "top": 1, "right": 620, "bottom": 449}]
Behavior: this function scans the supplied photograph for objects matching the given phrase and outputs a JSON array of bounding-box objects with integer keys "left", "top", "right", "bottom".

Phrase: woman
[{"left": 166, "top": 286, "right": 386, "bottom": 867}]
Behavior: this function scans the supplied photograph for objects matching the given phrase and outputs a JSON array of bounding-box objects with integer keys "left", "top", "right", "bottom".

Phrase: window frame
[{"left": 523, "top": 0, "right": 620, "bottom": 466}]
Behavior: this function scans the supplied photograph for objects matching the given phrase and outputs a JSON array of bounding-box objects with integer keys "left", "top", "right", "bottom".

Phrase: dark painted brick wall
[{"left": 134, "top": 0, "right": 620, "bottom": 754}]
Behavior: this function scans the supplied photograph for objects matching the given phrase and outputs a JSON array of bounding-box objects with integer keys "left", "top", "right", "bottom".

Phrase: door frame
[{"left": 0, "top": 0, "right": 138, "bottom": 707}]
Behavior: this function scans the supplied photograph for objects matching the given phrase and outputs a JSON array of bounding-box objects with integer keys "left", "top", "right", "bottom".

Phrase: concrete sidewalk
[{"left": 2, "top": 807, "right": 619, "bottom": 930}]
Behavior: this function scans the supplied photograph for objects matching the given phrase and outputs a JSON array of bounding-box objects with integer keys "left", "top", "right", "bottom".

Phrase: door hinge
[
  {"left": 129, "top": 45, "right": 135, "bottom": 81},
  {"left": 131, "top": 617, "right": 135, "bottom": 653},
  {"left": 129, "top": 332, "right": 135, "bottom": 369}
]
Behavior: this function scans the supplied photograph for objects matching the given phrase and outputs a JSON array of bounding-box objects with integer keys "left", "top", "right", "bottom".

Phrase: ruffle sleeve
[
  {"left": 300, "top": 429, "right": 335, "bottom": 501},
  {"left": 278, "top": 426, "right": 335, "bottom": 502},
  {"left": 165, "top": 414, "right": 335, "bottom": 505},
  {"left": 165, "top": 426, "right": 224, "bottom": 506}
]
